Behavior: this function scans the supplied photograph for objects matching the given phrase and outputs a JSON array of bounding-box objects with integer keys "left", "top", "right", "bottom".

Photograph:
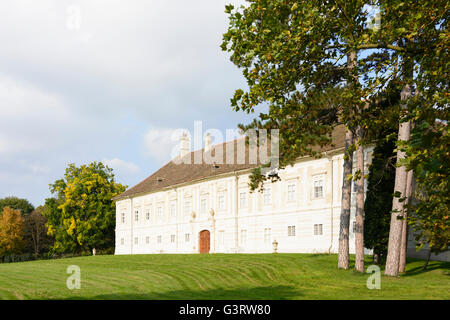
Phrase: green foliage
[
  {"left": 222, "top": 1, "right": 449, "bottom": 259},
  {"left": 43, "top": 162, "right": 126, "bottom": 254},
  {"left": 364, "top": 132, "right": 397, "bottom": 262},
  {"left": 222, "top": 1, "right": 372, "bottom": 190},
  {"left": 406, "top": 120, "right": 450, "bottom": 255},
  {"left": 0, "top": 197, "right": 34, "bottom": 217},
  {"left": 222, "top": 0, "right": 448, "bottom": 191}
]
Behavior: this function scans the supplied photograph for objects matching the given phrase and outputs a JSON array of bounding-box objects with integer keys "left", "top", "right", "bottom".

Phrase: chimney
[
  {"left": 204, "top": 132, "right": 212, "bottom": 153},
  {"left": 180, "top": 133, "right": 190, "bottom": 158}
]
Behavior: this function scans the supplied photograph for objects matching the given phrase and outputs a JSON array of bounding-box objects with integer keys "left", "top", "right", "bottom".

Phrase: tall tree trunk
[
  {"left": 399, "top": 169, "right": 414, "bottom": 273},
  {"left": 423, "top": 250, "right": 432, "bottom": 270},
  {"left": 338, "top": 129, "right": 354, "bottom": 269},
  {"left": 385, "top": 81, "right": 412, "bottom": 276},
  {"left": 338, "top": 50, "right": 357, "bottom": 269},
  {"left": 355, "top": 125, "right": 365, "bottom": 273}
]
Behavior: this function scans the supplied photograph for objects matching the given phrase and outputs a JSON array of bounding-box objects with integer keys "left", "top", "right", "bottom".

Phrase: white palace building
[{"left": 113, "top": 125, "right": 379, "bottom": 255}]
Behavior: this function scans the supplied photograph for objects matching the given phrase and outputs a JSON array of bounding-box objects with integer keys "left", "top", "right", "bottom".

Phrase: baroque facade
[{"left": 114, "top": 125, "right": 376, "bottom": 255}]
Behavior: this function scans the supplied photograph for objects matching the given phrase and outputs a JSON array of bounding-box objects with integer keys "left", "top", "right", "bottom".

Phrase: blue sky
[{"left": 0, "top": 0, "right": 255, "bottom": 207}]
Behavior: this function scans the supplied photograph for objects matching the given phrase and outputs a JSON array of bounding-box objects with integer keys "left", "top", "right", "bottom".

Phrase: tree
[
  {"left": 0, "top": 207, "right": 25, "bottom": 260},
  {"left": 222, "top": 0, "right": 448, "bottom": 273},
  {"left": 43, "top": 162, "right": 126, "bottom": 254},
  {"left": 0, "top": 197, "right": 34, "bottom": 217},
  {"left": 406, "top": 121, "right": 449, "bottom": 270},
  {"left": 399, "top": 169, "right": 414, "bottom": 272},
  {"left": 364, "top": 132, "right": 396, "bottom": 263},
  {"left": 378, "top": 0, "right": 449, "bottom": 276},
  {"left": 23, "top": 206, "right": 52, "bottom": 257},
  {"left": 221, "top": 0, "right": 374, "bottom": 271}
]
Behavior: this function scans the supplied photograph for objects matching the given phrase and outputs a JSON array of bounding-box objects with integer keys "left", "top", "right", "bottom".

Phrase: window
[
  {"left": 146, "top": 236, "right": 150, "bottom": 244},
  {"left": 121, "top": 212, "right": 125, "bottom": 224},
  {"left": 287, "top": 181, "right": 296, "bottom": 202},
  {"left": 185, "top": 233, "right": 190, "bottom": 242},
  {"left": 240, "top": 230, "right": 247, "bottom": 245},
  {"left": 157, "top": 235, "right": 162, "bottom": 244},
  {"left": 264, "top": 228, "right": 271, "bottom": 244},
  {"left": 145, "top": 209, "right": 150, "bottom": 221},
  {"left": 314, "top": 224, "right": 323, "bottom": 235},
  {"left": 134, "top": 237, "right": 138, "bottom": 245},
  {"left": 170, "top": 202, "right": 177, "bottom": 217},
  {"left": 263, "top": 187, "right": 272, "bottom": 205},
  {"left": 184, "top": 199, "right": 191, "bottom": 216},
  {"left": 171, "top": 235, "right": 176, "bottom": 243},
  {"left": 218, "top": 192, "right": 225, "bottom": 210},
  {"left": 134, "top": 210, "right": 139, "bottom": 222},
  {"left": 288, "top": 225, "right": 296, "bottom": 237},
  {"left": 121, "top": 238, "right": 124, "bottom": 245},
  {"left": 218, "top": 230, "right": 225, "bottom": 246},
  {"left": 157, "top": 207, "right": 163, "bottom": 220},
  {"left": 313, "top": 176, "right": 324, "bottom": 199},
  {"left": 200, "top": 198, "right": 207, "bottom": 215},
  {"left": 239, "top": 192, "right": 247, "bottom": 208},
  {"left": 353, "top": 221, "right": 357, "bottom": 233}
]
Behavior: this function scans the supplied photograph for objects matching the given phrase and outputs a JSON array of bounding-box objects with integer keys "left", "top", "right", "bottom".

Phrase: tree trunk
[
  {"left": 355, "top": 125, "right": 365, "bottom": 273},
  {"left": 338, "top": 129, "right": 354, "bottom": 269},
  {"left": 338, "top": 50, "right": 357, "bottom": 270},
  {"left": 423, "top": 250, "right": 432, "bottom": 270},
  {"left": 399, "top": 170, "right": 414, "bottom": 273},
  {"left": 385, "top": 82, "right": 412, "bottom": 277}
]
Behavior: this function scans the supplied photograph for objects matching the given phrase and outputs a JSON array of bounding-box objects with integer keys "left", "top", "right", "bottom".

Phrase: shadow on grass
[
  {"left": 403, "top": 260, "right": 450, "bottom": 277},
  {"left": 65, "top": 285, "right": 300, "bottom": 300}
]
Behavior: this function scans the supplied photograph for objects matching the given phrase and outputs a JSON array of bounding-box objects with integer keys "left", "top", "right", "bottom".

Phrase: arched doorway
[{"left": 199, "top": 230, "right": 210, "bottom": 254}]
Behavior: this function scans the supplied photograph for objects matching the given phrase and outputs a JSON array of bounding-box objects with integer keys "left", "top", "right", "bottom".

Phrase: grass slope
[{"left": 0, "top": 254, "right": 448, "bottom": 300}]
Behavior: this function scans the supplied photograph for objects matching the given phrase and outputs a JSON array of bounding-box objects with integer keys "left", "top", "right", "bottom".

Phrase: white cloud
[
  {"left": 0, "top": 75, "right": 68, "bottom": 118},
  {"left": 0, "top": 0, "right": 252, "bottom": 206},
  {"left": 103, "top": 158, "right": 140, "bottom": 175},
  {"left": 143, "top": 128, "right": 187, "bottom": 164}
]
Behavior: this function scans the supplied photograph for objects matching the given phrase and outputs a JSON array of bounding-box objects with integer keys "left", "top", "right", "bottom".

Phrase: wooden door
[{"left": 199, "top": 230, "right": 210, "bottom": 254}]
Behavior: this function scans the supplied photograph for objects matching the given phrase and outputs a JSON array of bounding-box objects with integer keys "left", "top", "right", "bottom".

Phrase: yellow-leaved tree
[
  {"left": 43, "top": 162, "right": 126, "bottom": 254},
  {"left": 0, "top": 207, "right": 25, "bottom": 261}
]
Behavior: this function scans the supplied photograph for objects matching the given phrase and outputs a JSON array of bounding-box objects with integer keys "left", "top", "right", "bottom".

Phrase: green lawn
[{"left": 0, "top": 253, "right": 448, "bottom": 300}]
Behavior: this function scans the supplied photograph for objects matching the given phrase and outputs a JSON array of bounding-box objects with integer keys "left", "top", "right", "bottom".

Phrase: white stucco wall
[{"left": 115, "top": 148, "right": 375, "bottom": 255}]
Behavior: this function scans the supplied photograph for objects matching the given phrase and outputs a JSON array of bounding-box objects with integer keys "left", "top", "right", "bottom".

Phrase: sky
[{"left": 0, "top": 0, "right": 255, "bottom": 207}]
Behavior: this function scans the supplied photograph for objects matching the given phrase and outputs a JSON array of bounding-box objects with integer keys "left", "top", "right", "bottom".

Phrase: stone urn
[{"left": 272, "top": 240, "right": 278, "bottom": 253}]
